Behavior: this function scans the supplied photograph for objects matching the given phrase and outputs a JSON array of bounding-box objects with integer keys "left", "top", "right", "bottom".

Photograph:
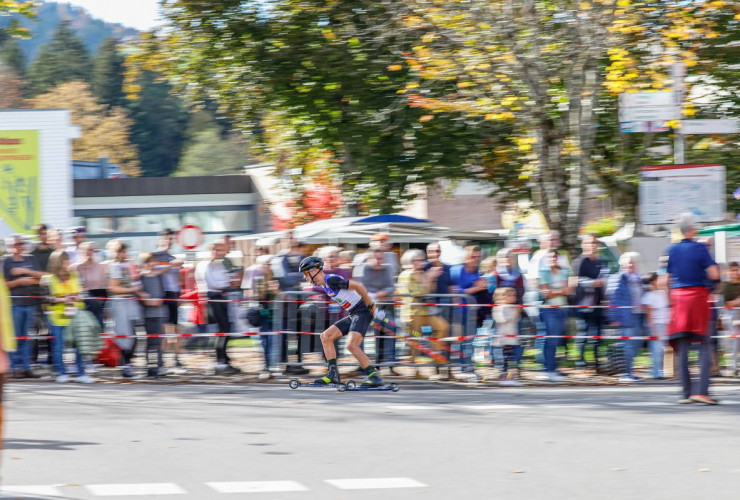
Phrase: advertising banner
[{"left": 0, "top": 130, "right": 40, "bottom": 234}]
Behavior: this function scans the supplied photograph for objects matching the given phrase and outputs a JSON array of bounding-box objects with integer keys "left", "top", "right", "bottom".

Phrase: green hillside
[{"left": 1, "top": 1, "right": 139, "bottom": 61}]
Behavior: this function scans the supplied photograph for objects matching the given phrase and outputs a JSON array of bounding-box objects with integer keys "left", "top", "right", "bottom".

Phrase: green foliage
[
  {"left": 26, "top": 20, "right": 91, "bottom": 96},
  {"left": 126, "top": 70, "right": 189, "bottom": 177},
  {"left": 129, "top": 1, "right": 491, "bottom": 214},
  {"left": 174, "top": 127, "right": 248, "bottom": 177},
  {"left": 0, "top": 36, "right": 25, "bottom": 75},
  {"left": 92, "top": 38, "right": 125, "bottom": 108},
  {"left": 580, "top": 215, "right": 623, "bottom": 237}
]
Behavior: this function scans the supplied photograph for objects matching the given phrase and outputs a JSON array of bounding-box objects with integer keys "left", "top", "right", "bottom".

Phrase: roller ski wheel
[
  {"left": 345, "top": 380, "right": 400, "bottom": 392},
  {"left": 288, "top": 378, "right": 346, "bottom": 392}
]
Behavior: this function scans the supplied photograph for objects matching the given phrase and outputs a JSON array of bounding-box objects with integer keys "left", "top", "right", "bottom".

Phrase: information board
[{"left": 639, "top": 164, "right": 726, "bottom": 225}]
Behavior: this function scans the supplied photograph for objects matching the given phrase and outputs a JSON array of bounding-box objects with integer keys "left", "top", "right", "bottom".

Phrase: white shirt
[
  {"left": 642, "top": 290, "right": 669, "bottom": 325},
  {"left": 195, "top": 260, "right": 231, "bottom": 294}
]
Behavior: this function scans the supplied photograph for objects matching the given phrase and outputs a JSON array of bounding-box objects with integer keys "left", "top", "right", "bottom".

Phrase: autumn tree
[
  {"left": 0, "top": 62, "right": 25, "bottom": 108},
  {"left": 31, "top": 81, "right": 140, "bottom": 176},
  {"left": 0, "top": 0, "right": 35, "bottom": 39},
  {"left": 388, "top": 0, "right": 737, "bottom": 250}
]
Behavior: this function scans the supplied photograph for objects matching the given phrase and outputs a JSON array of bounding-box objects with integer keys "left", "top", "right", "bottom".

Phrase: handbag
[{"left": 97, "top": 338, "right": 122, "bottom": 367}]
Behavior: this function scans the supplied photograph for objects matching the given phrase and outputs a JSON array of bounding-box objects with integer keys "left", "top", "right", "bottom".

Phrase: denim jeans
[
  {"left": 576, "top": 310, "right": 602, "bottom": 366},
  {"left": 50, "top": 325, "right": 85, "bottom": 376},
  {"left": 621, "top": 323, "right": 643, "bottom": 377},
  {"left": 649, "top": 323, "right": 666, "bottom": 378},
  {"left": 10, "top": 305, "right": 36, "bottom": 371},
  {"left": 541, "top": 308, "right": 567, "bottom": 373},
  {"left": 494, "top": 345, "right": 522, "bottom": 372}
]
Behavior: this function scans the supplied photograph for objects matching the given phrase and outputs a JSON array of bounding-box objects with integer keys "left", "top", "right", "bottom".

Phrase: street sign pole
[{"left": 672, "top": 62, "right": 686, "bottom": 164}]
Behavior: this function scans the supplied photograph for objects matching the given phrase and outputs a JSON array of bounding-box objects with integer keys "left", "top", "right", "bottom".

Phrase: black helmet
[{"left": 299, "top": 256, "right": 324, "bottom": 273}]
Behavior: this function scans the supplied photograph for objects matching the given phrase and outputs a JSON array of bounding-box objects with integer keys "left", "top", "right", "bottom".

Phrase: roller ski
[
  {"left": 289, "top": 365, "right": 346, "bottom": 391},
  {"left": 345, "top": 369, "right": 399, "bottom": 392}
]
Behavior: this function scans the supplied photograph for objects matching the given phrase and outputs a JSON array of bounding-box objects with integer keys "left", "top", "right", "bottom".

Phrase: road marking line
[
  {"left": 542, "top": 404, "right": 600, "bottom": 409},
  {"left": 611, "top": 402, "right": 672, "bottom": 407},
  {"left": 207, "top": 481, "right": 308, "bottom": 493},
  {"left": 387, "top": 405, "right": 436, "bottom": 410},
  {"left": 86, "top": 483, "right": 187, "bottom": 496},
  {"left": 1, "top": 485, "right": 61, "bottom": 496},
  {"left": 460, "top": 404, "right": 527, "bottom": 410},
  {"left": 325, "top": 478, "right": 427, "bottom": 490}
]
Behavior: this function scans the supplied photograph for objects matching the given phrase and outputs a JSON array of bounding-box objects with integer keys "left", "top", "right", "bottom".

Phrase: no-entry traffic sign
[{"left": 177, "top": 224, "right": 204, "bottom": 250}]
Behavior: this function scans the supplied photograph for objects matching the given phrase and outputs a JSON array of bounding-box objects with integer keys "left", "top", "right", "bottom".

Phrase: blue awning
[{"left": 355, "top": 214, "right": 429, "bottom": 224}]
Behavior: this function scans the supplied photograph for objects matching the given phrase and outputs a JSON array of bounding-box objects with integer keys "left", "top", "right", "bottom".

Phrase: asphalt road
[{"left": 3, "top": 381, "right": 740, "bottom": 500}]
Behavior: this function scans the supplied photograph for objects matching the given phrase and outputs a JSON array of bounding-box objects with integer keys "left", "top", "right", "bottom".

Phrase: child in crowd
[
  {"left": 493, "top": 287, "right": 522, "bottom": 386},
  {"left": 642, "top": 273, "right": 669, "bottom": 379},
  {"left": 139, "top": 252, "right": 168, "bottom": 378}
]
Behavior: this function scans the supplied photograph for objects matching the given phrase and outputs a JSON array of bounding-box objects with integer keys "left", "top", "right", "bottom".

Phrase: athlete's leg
[
  {"left": 347, "top": 331, "right": 384, "bottom": 386},
  {"left": 315, "top": 325, "right": 343, "bottom": 384},
  {"left": 320, "top": 325, "right": 343, "bottom": 360},
  {"left": 346, "top": 331, "right": 371, "bottom": 369}
]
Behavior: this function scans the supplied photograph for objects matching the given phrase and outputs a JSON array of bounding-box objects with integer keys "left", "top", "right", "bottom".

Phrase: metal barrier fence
[
  {"left": 6, "top": 292, "right": 740, "bottom": 375},
  {"left": 270, "top": 291, "right": 479, "bottom": 370}
]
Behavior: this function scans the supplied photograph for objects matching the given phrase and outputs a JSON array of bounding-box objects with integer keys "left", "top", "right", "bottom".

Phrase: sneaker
[
  {"left": 315, "top": 365, "right": 341, "bottom": 385},
  {"left": 548, "top": 373, "right": 566, "bottom": 383},
  {"left": 362, "top": 371, "right": 384, "bottom": 387},
  {"left": 258, "top": 370, "right": 271, "bottom": 380},
  {"left": 23, "top": 369, "right": 41, "bottom": 379},
  {"left": 157, "top": 367, "right": 169, "bottom": 377},
  {"left": 617, "top": 375, "right": 633, "bottom": 383},
  {"left": 536, "top": 372, "right": 551, "bottom": 381},
  {"left": 55, "top": 374, "right": 70, "bottom": 383},
  {"left": 284, "top": 365, "right": 310, "bottom": 375},
  {"left": 76, "top": 375, "right": 95, "bottom": 384},
  {"left": 629, "top": 375, "right": 643, "bottom": 382},
  {"left": 689, "top": 395, "right": 719, "bottom": 405},
  {"left": 122, "top": 366, "right": 135, "bottom": 378},
  {"left": 678, "top": 398, "right": 694, "bottom": 404},
  {"left": 215, "top": 365, "right": 242, "bottom": 376},
  {"left": 147, "top": 367, "right": 159, "bottom": 378},
  {"left": 170, "top": 366, "right": 187, "bottom": 375}
]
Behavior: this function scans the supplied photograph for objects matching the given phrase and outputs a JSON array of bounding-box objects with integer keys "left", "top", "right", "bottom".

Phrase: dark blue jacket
[{"left": 607, "top": 273, "right": 638, "bottom": 328}]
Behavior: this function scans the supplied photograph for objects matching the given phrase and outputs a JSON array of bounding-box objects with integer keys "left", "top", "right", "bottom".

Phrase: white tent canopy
[{"left": 237, "top": 214, "right": 504, "bottom": 246}]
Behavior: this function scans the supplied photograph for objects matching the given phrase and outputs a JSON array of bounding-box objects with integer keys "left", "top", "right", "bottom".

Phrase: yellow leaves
[
  {"left": 579, "top": 1, "right": 591, "bottom": 10},
  {"left": 514, "top": 137, "right": 537, "bottom": 152},
  {"left": 419, "top": 114, "right": 435, "bottom": 123},
  {"left": 387, "top": 64, "right": 403, "bottom": 71},
  {"left": 406, "top": 82, "right": 420, "bottom": 89},
  {"left": 457, "top": 81, "right": 473, "bottom": 89},
  {"left": 617, "top": 0, "right": 630, "bottom": 6},
  {"left": 735, "top": 13, "right": 740, "bottom": 21},
  {"left": 421, "top": 33, "right": 436, "bottom": 43},
  {"left": 484, "top": 112, "right": 517, "bottom": 121}
]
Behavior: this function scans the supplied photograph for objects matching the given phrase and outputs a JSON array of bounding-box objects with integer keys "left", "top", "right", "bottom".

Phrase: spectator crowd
[{"left": 0, "top": 214, "right": 734, "bottom": 403}]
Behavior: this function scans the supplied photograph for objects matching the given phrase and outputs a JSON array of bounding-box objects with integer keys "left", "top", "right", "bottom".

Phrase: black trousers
[
  {"left": 144, "top": 317, "right": 164, "bottom": 368},
  {"left": 208, "top": 292, "right": 232, "bottom": 365}
]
